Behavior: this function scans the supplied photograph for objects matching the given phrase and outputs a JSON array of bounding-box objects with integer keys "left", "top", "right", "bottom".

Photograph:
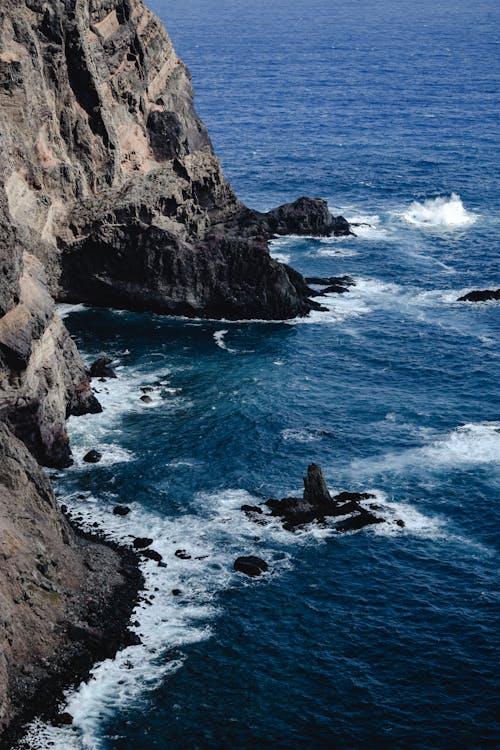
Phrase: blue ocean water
[{"left": 23, "top": 1, "right": 499, "bottom": 748}]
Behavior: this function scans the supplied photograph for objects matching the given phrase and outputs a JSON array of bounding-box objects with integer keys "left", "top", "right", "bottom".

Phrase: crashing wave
[{"left": 403, "top": 193, "right": 477, "bottom": 228}]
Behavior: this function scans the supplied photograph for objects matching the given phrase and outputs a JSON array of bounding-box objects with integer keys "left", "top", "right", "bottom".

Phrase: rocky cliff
[
  {"left": 0, "top": 423, "right": 141, "bottom": 744},
  {"left": 0, "top": 0, "right": 349, "bottom": 321},
  {"left": 0, "top": 0, "right": 351, "bottom": 740}
]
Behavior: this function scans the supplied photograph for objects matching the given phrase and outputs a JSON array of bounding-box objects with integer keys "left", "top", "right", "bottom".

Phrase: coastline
[{"left": 0, "top": 520, "right": 144, "bottom": 750}]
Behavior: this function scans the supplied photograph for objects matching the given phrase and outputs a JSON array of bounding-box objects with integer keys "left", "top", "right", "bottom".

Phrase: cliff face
[
  {"left": 0, "top": 0, "right": 347, "bottom": 321},
  {"left": 0, "top": 0, "right": 350, "bottom": 739},
  {"left": 0, "top": 423, "right": 140, "bottom": 741}
]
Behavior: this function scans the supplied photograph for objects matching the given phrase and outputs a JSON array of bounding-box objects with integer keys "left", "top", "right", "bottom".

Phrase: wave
[
  {"left": 213, "top": 329, "right": 236, "bottom": 352},
  {"left": 403, "top": 193, "right": 477, "bottom": 228},
  {"left": 344, "top": 212, "right": 391, "bottom": 241},
  {"left": 350, "top": 422, "right": 500, "bottom": 478},
  {"left": 65, "top": 360, "right": 185, "bottom": 470},
  {"left": 58, "top": 303, "right": 88, "bottom": 319},
  {"left": 270, "top": 251, "right": 292, "bottom": 264}
]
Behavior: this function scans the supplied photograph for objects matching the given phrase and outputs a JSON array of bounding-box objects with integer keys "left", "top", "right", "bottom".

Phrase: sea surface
[{"left": 22, "top": 0, "right": 499, "bottom": 748}]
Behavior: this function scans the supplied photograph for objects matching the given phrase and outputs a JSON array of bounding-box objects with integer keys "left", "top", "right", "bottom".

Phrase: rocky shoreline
[
  {"left": 0, "top": 522, "right": 143, "bottom": 750},
  {"left": 0, "top": 0, "right": 354, "bottom": 743}
]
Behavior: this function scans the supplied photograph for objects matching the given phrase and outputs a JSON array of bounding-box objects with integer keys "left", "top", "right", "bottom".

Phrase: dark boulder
[
  {"left": 53, "top": 712, "right": 73, "bottom": 727},
  {"left": 241, "top": 504, "right": 263, "bottom": 514},
  {"left": 83, "top": 449, "right": 102, "bottom": 464},
  {"left": 132, "top": 537, "right": 153, "bottom": 549},
  {"left": 335, "top": 512, "right": 385, "bottom": 533},
  {"left": 141, "top": 549, "right": 163, "bottom": 562},
  {"left": 175, "top": 549, "right": 191, "bottom": 560},
  {"left": 140, "top": 395, "right": 153, "bottom": 403},
  {"left": 234, "top": 556, "right": 269, "bottom": 577},
  {"left": 457, "top": 289, "right": 500, "bottom": 302},
  {"left": 334, "top": 491, "right": 375, "bottom": 503},
  {"left": 113, "top": 505, "right": 131, "bottom": 516},
  {"left": 89, "top": 357, "right": 117, "bottom": 379},
  {"left": 263, "top": 198, "right": 353, "bottom": 237}
]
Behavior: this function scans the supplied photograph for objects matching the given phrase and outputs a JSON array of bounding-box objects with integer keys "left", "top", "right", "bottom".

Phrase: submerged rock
[
  {"left": 234, "top": 556, "right": 269, "bottom": 577},
  {"left": 241, "top": 504, "right": 264, "bottom": 515},
  {"left": 305, "top": 275, "right": 356, "bottom": 296},
  {"left": 335, "top": 511, "right": 385, "bottom": 533},
  {"left": 457, "top": 289, "right": 500, "bottom": 302},
  {"left": 175, "top": 549, "right": 192, "bottom": 560},
  {"left": 141, "top": 549, "right": 163, "bottom": 562}
]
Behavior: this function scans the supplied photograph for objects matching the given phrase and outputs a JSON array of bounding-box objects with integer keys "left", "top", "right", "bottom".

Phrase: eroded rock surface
[
  {"left": 0, "top": 424, "right": 141, "bottom": 742},
  {"left": 0, "top": 248, "right": 101, "bottom": 468},
  {"left": 0, "top": 0, "right": 350, "bottom": 321},
  {"left": 265, "top": 464, "right": 385, "bottom": 531}
]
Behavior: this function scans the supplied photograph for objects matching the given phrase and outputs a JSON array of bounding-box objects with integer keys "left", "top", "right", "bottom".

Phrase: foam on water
[
  {"left": 213, "top": 329, "right": 236, "bottom": 352},
  {"left": 345, "top": 212, "right": 391, "bottom": 241},
  {"left": 58, "top": 303, "right": 88, "bottom": 319},
  {"left": 271, "top": 251, "right": 292, "bottom": 264},
  {"left": 351, "top": 422, "right": 500, "bottom": 478},
  {"left": 402, "top": 193, "right": 477, "bottom": 228},
  {"left": 66, "top": 359, "right": 182, "bottom": 460}
]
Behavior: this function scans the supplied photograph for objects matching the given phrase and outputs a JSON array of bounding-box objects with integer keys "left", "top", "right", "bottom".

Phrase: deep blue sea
[{"left": 23, "top": 1, "right": 499, "bottom": 748}]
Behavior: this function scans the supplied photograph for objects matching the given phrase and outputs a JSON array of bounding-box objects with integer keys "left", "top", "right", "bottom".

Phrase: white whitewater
[{"left": 403, "top": 193, "right": 477, "bottom": 228}]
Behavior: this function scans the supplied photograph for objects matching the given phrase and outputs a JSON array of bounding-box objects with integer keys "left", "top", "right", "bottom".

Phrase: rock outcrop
[
  {"left": 0, "top": 245, "right": 101, "bottom": 468},
  {"left": 264, "top": 464, "right": 385, "bottom": 531},
  {"left": 0, "top": 423, "right": 141, "bottom": 743},
  {"left": 457, "top": 289, "right": 500, "bottom": 302},
  {"left": 0, "top": 0, "right": 350, "bottom": 321}
]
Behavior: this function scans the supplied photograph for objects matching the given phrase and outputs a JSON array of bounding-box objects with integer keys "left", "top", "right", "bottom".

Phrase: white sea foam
[
  {"left": 281, "top": 428, "right": 330, "bottom": 443},
  {"left": 292, "top": 277, "right": 401, "bottom": 326},
  {"left": 213, "top": 329, "right": 236, "bottom": 352},
  {"left": 313, "top": 246, "right": 357, "bottom": 258},
  {"left": 345, "top": 213, "right": 391, "bottom": 241},
  {"left": 351, "top": 422, "right": 500, "bottom": 477},
  {"left": 271, "top": 251, "right": 291, "bottom": 264},
  {"left": 403, "top": 193, "right": 477, "bottom": 228},
  {"left": 358, "top": 493, "right": 447, "bottom": 540},
  {"left": 58, "top": 303, "right": 88, "bottom": 319}
]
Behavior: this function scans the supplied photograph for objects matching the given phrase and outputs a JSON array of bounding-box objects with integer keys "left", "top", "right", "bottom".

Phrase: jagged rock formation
[
  {"left": 0, "top": 0, "right": 350, "bottom": 321},
  {"left": 0, "top": 423, "right": 141, "bottom": 743},
  {"left": 264, "top": 464, "right": 385, "bottom": 531}
]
